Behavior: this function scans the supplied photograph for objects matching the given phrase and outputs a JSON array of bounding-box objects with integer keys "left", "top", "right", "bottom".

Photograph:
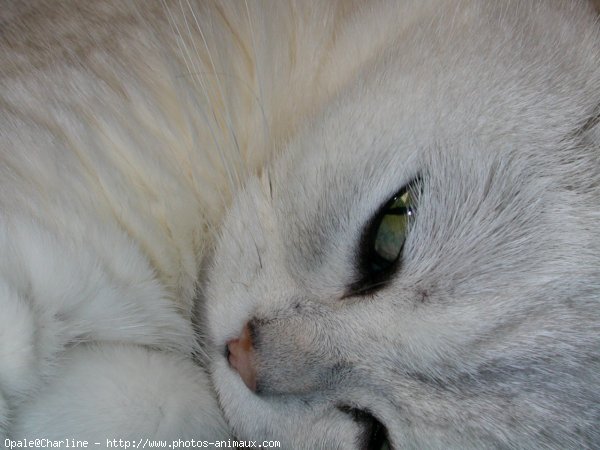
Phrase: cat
[{"left": 1, "top": 0, "right": 599, "bottom": 449}]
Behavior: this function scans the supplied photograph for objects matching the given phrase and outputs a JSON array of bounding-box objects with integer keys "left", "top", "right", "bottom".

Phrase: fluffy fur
[{"left": 1, "top": 1, "right": 599, "bottom": 448}]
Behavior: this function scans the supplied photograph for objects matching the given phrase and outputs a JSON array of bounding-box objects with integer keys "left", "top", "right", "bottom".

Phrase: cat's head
[{"left": 204, "top": 2, "right": 600, "bottom": 448}]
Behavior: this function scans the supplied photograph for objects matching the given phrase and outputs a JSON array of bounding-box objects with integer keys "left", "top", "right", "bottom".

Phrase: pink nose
[{"left": 226, "top": 323, "right": 257, "bottom": 392}]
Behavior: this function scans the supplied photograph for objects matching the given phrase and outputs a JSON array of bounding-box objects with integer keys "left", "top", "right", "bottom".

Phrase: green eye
[
  {"left": 373, "top": 190, "right": 414, "bottom": 266},
  {"left": 352, "top": 181, "right": 419, "bottom": 296},
  {"left": 363, "top": 185, "right": 417, "bottom": 280}
]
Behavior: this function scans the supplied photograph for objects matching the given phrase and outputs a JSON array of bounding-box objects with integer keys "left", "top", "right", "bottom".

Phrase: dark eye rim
[{"left": 348, "top": 178, "right": 420, "bottom": 297}]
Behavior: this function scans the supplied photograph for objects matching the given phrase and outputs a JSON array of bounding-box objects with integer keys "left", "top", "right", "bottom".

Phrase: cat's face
[{"left": 204, "top": 3, "right": 600, "bottom": 448}]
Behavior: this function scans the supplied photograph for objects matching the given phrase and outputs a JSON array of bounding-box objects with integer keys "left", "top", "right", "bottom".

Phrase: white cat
[{"left": 1, "top": 1, "right": 599, "bottom": 449}]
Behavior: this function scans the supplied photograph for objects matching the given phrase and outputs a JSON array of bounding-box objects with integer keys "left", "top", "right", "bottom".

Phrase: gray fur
[{"left": 205, "top": 1, "right": 600, "bottom": 448}]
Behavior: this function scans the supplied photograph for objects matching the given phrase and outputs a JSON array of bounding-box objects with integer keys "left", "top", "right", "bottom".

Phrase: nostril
[
  {"left": 224, "top": 341, "right": 231, "bottom": 359},
  {"left": 226, "top": 323, "right": 257, "bottom": 392}
]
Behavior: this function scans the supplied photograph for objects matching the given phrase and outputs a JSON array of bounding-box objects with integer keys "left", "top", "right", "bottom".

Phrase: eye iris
[
  {"left": 372, "top": 191, "right": 413, "bottom": 267},
  {"left": 352, "top": 182, "right": 418, "bottom": 296},
  {"left": 374, "top": 211, "right": 407, "bottom": 261}
]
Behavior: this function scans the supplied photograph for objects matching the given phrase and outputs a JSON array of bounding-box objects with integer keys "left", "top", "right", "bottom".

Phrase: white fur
[
  {"left": 11, "top": 344, "right": 226, "bottom": 441},
  {"left": 1, "top": 1, "right": 599, "bottom": 448}
]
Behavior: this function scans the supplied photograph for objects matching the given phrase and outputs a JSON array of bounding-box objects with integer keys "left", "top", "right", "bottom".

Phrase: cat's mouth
[
  {"left": 224, "top": 323, "right": 392, "bottom": 449},
  {"left": 338, "top": 406, "right": 391, "bottom": 450}
]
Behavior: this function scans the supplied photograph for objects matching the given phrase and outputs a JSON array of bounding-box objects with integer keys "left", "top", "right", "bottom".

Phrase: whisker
[
  {"left": 186, "top": 0, "right": 244, "bottom": 192},
  {"left": 162, "top": 0, "right": 230, "bottom": 195},
  {"left": 243, "top": 0, "right": 271, "bottom": 158},
  {"left": 162, "top": 0, "right": 237, "bottom": 270},
  {"left": 175, "top": 0, "right": 238, "bottom": 196}
]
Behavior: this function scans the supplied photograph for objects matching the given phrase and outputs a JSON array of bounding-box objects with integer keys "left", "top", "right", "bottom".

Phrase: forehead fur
[{"left": 266, "top": 0, "right": 600, "bottom": 295}]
